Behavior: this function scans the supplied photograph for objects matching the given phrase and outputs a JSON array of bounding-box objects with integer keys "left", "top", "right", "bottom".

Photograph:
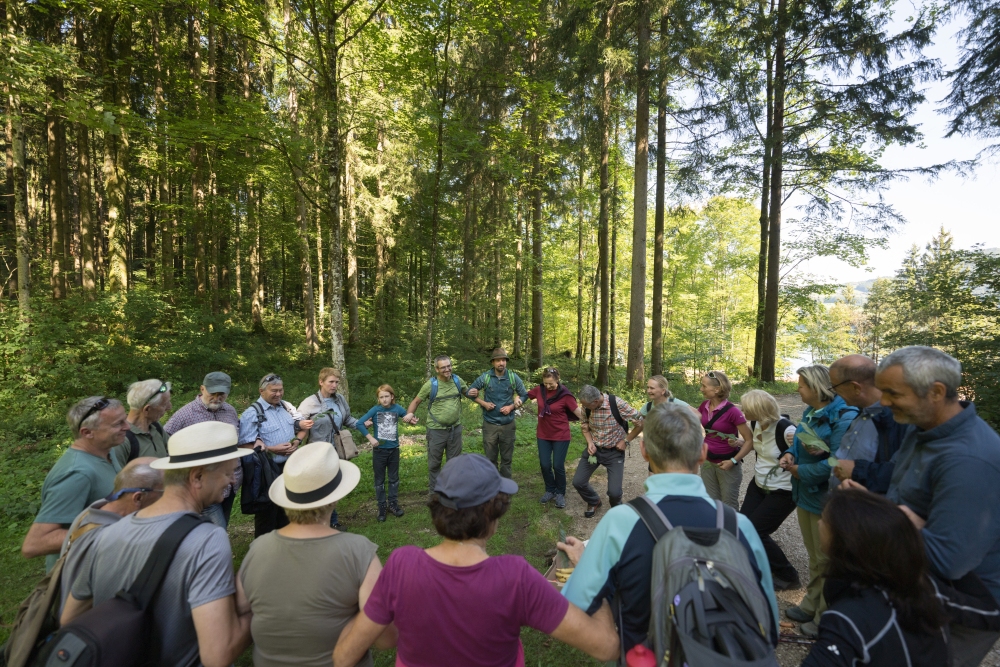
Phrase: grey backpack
[{"left": 627, "top": 496, "right": 777, "bottom": 667}]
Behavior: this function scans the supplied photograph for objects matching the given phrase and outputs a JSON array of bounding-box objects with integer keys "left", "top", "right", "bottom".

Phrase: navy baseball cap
[{"left": 433, "top": 454, "right": 519, "bottom": 509}]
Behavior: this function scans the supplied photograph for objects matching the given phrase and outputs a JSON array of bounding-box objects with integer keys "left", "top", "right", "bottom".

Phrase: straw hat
[
  {"left": 268, "top": 442, "right": 361, "bottom": 509},
  {"left": 150, "top": 422, "right": 245, "bottom": 470}
]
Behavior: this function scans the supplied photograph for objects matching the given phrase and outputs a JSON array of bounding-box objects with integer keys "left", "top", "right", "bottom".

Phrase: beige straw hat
[
  {"left": 150, "top": 422, "right": 245, "bottom": 470},
  {"left": 268, "top": 441, "right": 361, "bottom": 509}
]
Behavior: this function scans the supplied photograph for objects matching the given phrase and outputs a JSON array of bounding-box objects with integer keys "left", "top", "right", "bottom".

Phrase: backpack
[
  {"left": 36, "top": 514, "right": 206, "bottom": 667},
  {"left": 0, "top": 524, "right": 102, "bottom": 667},
  {"left": 585, "top": 394, "right": 630, "bottom": 433},
  {"left": 749, "top": 415, "right": 795, "bottom": 455},
  {"left": 240, "top": 448, "right": 281, "bottom": 515},
  {"left": 428, "top": 375, "right": 463, "bottom": 408},
  {"left": 477, "top": 371, "right": 525, "bottom": 396},
  {"left": 626, "top": 496, "right": 777, "bottom": 667},
  {"left": 123, "top": 422, "right": 166, "bottom": 464}
]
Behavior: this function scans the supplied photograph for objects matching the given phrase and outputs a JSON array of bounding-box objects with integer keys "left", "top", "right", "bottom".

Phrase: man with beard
[{"left": 165, "top": 372, "right": 241, "bottom": 527}]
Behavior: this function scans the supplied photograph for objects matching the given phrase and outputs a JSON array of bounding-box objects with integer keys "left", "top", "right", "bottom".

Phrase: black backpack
[
  {"left": 123, "top": 422, "right": 166, "bottom": 463},
  {"left": 38, "top": 514, "right": 206, "bottom": 667},
  {"left": 240, "top": 448, "right": 281, "bottom": 515}
]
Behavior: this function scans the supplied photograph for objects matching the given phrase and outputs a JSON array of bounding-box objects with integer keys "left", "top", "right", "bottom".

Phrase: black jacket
[
  {"left": 850, "top": 404, "right": 909, "bottom": 494},
  {"left": 801, "top": 579, "right": 948, "bottom": 667}
]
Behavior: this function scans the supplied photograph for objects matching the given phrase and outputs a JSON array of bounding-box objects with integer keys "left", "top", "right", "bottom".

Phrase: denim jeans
[
  {"left": 537, "top": 439, "right": 570, "bottom": 494},
  {"left": 373, "top": 447, "right": 401, "bottom": 505}
]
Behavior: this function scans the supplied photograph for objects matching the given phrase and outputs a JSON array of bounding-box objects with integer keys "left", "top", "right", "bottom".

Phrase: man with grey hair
[
  {"left": 853, "top": 345, "right": 1000, "bottom": 666},
  {"left": 22, "top": 396, "right": 130, "bottom": 570},
  {"left": 58, "top": 457, "right": 164, "bottom": 613},
  {"left": 572, "top": 385, "right": 640, "bottom": 517},
  {"left": 111, "top": 378, "right": 173, "bottom": 468},
  {"left": 556, "top": 402, "right": 778, "bottom": 656}
]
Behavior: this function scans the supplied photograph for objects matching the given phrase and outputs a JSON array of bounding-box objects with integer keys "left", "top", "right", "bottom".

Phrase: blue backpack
[{"left": 428, "top": 375, "right": 464, "bottom": 408}]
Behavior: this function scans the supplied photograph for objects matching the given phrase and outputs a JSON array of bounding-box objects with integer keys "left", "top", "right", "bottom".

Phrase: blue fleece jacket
[
  {"left": 789, "top": 395, "right": 858, "bottom": 515},
  {"left": 887, "top": 402, "right": 1000, "bottom": 603}
]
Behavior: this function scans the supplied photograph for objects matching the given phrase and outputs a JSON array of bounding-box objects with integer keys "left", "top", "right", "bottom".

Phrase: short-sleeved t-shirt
[
  {"left": 239, "top": 531, "right": 378, "bottom": 667},
  {"left": 111, "top": 422, "right": 169, "bottom": 469},
  {"left": 71, "top": 512, "right": 236, "bottom": 667},
  {"left": 58, "top": 500, "right": 122, "bottom": 614},
  {"left": 35, "top": 447, "right": 120, "bottom": 570},
  {"left": 364, "top": 546, "right": 570, "bottom": 667},
  {"left": 527, "top": 386, "right": 579, "bottom": 441},
  {"left": 416, "top": 376, "right": 469, "bottom": 430},
  {"left": 698, "top": 400, "right": 748, "bottom": 461}
]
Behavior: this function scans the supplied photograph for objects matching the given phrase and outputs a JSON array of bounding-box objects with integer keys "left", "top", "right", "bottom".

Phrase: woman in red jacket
[{"left": 525, "top": 367, "right": 579, "bottom": 510}]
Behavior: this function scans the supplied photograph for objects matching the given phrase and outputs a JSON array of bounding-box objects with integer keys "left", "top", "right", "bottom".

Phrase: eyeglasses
[
  {"left": 144, "top": 383, "right": 170, "bottom": 407},
  {"left": 77, "top": 397, "right": 110, "bottom": 431},
  {"left": 828, "top": 379, "right": 853, "bottom": 393},
  {"left": 106, "top": 487, "right": 163, "bottom": 501}
]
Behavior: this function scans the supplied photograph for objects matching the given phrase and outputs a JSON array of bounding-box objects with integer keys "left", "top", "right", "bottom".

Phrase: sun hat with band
[
  {"left": 433, "top": 453, "right": 519, "bottom": 509},
  {"left": 269, "top": 441, "right": 361, "bottom": 509},
  {"left": 150, "top": 421, "right": 246, "bottom": 470}
]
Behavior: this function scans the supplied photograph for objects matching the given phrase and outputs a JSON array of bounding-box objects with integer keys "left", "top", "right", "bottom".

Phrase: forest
[{"left": 3, "top": 0, "right": 1000, "bottom": 423}]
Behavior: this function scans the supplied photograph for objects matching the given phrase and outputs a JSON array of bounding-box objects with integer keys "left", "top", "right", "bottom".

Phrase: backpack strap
[
  {"left": 122, "top": 513, "right": 206, "bottom": 611},
  {"left": 429, "top": 377, "right": 438, "bottom": 406},
  {"left": 150, "top": 421, "right": 165, "bottom": 438},
  {"left": 704, "top": 402, "right": 735, "bottom": 431},
  {"left": 250, "top": 401, "right": 266, "bottom": 425},
  {"left": 125, "top": 430, "right": 140, "bottom": 463},
  {"left": 607, "top": 394, "right": 630, "bottom": 433},
  {"left": 715, "top": 500, "right": 739, "bottom": 540},
  {"left": 627, "top": 496, "right": 674, "bottom": 542},
  {"left": 645, "top": 401, "right": 653, "bottom": 413}
]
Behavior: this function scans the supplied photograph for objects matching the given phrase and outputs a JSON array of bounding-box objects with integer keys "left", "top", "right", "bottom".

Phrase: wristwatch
[{"left": 730, "top": 457, "right": 739, "bottom": 466}]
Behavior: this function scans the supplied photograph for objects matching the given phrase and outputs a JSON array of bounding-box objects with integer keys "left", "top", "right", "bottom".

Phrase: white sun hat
[
  {"left": 150, "top": 422, "right": 246, "bottom": 470},
  {"left": 268, "top": 441, "right": 361, "bottom": 510}
]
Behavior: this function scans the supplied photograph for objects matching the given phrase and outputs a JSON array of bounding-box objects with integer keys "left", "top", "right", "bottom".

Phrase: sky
[{"left": 796, "top": 14, "right": 1000, "bottom": 285}]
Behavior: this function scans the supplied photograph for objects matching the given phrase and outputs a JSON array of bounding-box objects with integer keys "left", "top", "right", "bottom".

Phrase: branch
[{"left": 337, "top": 0, "right": 388, "bottom": 50}]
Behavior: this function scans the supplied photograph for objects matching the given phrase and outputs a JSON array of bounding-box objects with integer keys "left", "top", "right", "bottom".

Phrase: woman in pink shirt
[
  {"left": 698, "top": 370, "right": 754, "bottom": 508},
  {"left": 334, "top": 454, "right": 618, "bottom": 667},
  {"left": 525, "top": 367, "right": 579, "bottom": 509}
]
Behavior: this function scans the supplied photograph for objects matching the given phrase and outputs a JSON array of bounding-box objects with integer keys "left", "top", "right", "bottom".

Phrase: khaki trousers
[{"left": 797, "top": 506, "right": 828, "bottom": 622}]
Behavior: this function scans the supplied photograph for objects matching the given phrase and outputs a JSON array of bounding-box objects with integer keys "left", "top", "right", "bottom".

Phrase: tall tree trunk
[
  {"left": 590, "top": 266, "right": 598, "bottom": 377},
  {"left": 530, "top": 154, "right": 543, "bottom": 370},
  {"left": 513, "top": 188, "right": 523, "bottom": 358},
  {"left": 7, "top": 53, "right": 30, "bottom": 314},
  {"left": 761, "top": 0, "right": 788, "bottom": 382},
  {"left": 626, "top": 0, "right": 650, "bottom": 384},
  {"left": 651, "top": 24, "right": 667, "bottom": 377},
  {"left": 344, "top": 117, "right": 359, "bottom": 345},
  {"left": 373, "top": 121, "right": 387, "bottom": 340},
  {"left": 47, "top": 78, "right": 67, "bottom": 299},
  {"left": 153, "top": 14, "right": 172, "bottom": 291},
  {"left": 207, "top": 4, "right": 219, "bottom": 312},
  {"left": 249, "top": 181, "right": 264, "bottom": 331},
  {"left": 596, "top": 5, "right": 613, "bottom": 387},
  {"left": 461, "top": 177, "right": 474, "bottom": 324},
  {"left": 102, "top": 14, "right": 128, "bottom": 293},
  {"left": 576, "top": 127, "right": 585, "bottom": 367},
  {"left": 285, "top": 0, "right": 318, "bottom": 352},
  {"left": 189, "top": 11, "right": 207, "bottom": 298},
  {"left": 753, "top": 22, "right": 775, "bottom": 379}
]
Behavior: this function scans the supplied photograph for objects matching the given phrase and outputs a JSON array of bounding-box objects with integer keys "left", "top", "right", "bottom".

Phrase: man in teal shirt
[
  {"left": 23, "top": 396, "right": 129, "bottom": 570},
  {"left": 470, "top": 348, "right": 527, "bottom": 479},
  {"left": 406, "top": 355, "right": 479, "bottom": 490}
]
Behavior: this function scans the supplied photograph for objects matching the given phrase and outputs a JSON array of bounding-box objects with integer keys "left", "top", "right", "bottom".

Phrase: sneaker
[
  {"left": 799, "top": 621, "right": 819, "bottom": 638},
  {"left": 377, "top": 504, "right": 387, "bottom": 523},
  {"left": 540, "top": 491, "right": 556, "bottom": 504},
  {"left": 389, "top": 502, "right": 405, "bottom": 517},
  {"left": 554, "top": 494, "right": 566, "bottom": 509},
  {"left": 785, "top": 605, "right": 813, "bottom": 623}
]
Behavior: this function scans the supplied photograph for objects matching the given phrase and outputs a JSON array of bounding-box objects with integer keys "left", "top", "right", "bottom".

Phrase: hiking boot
[
  {"left": 389, "top": 501, "right": 405, "bottom": 517},
  {"left": 540, "top": 491, "right": 556, "bottom": 504},
  {"left": 773, "top": 574, "right": 802, "bottom": 591},
  {"left": 584, "top": 500, "right": 602, "bottom": 518},
  {"left": 554, "top": 494, "right": 566, "bottom": 509},
  {"left": 799, "top": 621, "right": 819, "bottom": 638},
  {"left": 377, "top": 503, "right": 387, "bottom": 523},
  {"left": 785, "top": 605, "right": 812, "bottom": 622}
]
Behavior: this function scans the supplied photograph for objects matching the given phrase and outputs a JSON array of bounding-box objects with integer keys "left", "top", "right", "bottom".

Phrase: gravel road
[{"left": 560, "top": 394, "right": 1000, "bottom": 666}]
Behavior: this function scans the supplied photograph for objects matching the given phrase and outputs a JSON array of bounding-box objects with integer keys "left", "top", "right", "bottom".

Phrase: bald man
[
  {"left": 828, "top": 355, "right": 909, "bottom": 493},
  {"left": 58, "top": 457, "right": 164, "bottom": 612}
]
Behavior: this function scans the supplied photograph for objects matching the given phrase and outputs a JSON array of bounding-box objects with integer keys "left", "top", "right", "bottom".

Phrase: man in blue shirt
[
  {"left": 557, "top": 402, "right": 778, "bottom": 657},
  {"left": 469, "top": 348, "right": 527, "bottom": 479},
  {"left": 238, "top": 373, "right": 313, "bottom": 536}
]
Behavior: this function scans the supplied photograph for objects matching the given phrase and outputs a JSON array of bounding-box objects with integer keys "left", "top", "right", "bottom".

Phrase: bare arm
[
  {"left": 191, "top": 595, "right": 252, "bottom": 667},
  {"left": 60, "top": 594, "right": 93, "bottom": 625},
  {"left": 627, "top": 421, "right": 644, "bottom": 441},
  {"left": 334, "top": 611, "right": 389, "bottom": 667},
  {"left": 549, "top": 600, "right": 620, "bottom": 662},
  {"left": 357, "top": 556, "right": 397, "bottom": 650},
  {"left": 22, "top": 523, "right": 68, "bottom": 559},
  {"left": 406, "top": 396, "right": 422, "bottom": 417},
  {"left": 734, "top": 422, "right": 755, "bottom": 461}
]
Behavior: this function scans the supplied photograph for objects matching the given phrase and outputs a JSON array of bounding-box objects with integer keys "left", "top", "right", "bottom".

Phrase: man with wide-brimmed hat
[
  {"left": 61, "top": 422, "right": 253, "bottom": 667},
  {"left": 469, "top": 348, "right": 527, "bottom": 479},
  {"left": 236, "top": 442, "right": 385, "bottom": 666}
]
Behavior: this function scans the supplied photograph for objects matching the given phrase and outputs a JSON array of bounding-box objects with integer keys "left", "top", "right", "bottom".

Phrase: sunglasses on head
[
  {"left": 144, "top": 383, "right": 169, "bottom": 407},
  {"left": 77, "top": 397, "right": 110, "bottom": 431},
  {"left": 106, "top": 486, "right": 162, "bottom": 501},
  {"left": 260, "top": 374, "right": 282, "bottom": 389}
]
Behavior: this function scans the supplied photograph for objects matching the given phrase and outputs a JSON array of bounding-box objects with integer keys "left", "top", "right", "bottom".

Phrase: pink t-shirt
[
  {"left": 698, "top": 400, "right": 747, "bottom": 461},
  {"left": 364, "top": 545, "right": 570, "bottom": 667},
  {"left": 527, "top": 386, "right": 579, "bottom": 441}
]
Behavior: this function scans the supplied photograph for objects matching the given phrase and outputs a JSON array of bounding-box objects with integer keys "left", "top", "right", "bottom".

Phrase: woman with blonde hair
[
  {"left": 738, "top": 389, "right": 800, "bottom": 590},
  {"left": 697, "top": 370, "right": 754, "bottom": 507},
  {"left": 778, "top": 365, "right": 858, "bottom": 637}
]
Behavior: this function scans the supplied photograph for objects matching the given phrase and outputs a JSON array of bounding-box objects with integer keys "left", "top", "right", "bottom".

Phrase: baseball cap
[
  {"left": 203, "top": 371, "right": 232, "bottom": 394},
  {"left": 433, "top": 454, "right": 518, "bottom": 509}
]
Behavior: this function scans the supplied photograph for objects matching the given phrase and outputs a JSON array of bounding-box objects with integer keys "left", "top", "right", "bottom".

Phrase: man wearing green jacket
[
  {"left": 406, "top": 355, "right": 479, "bottom": 490},
  {"left": 470, "top": 348, "right": 527, "bottom": 479}
]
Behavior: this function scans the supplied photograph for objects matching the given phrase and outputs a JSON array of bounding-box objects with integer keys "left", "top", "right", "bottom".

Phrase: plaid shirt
[
  {"left": 586, "top": 394, "right": 639, "bottom": 449},
  {"left": 163, "top": 397, "right": 239, "bottom": 435}
]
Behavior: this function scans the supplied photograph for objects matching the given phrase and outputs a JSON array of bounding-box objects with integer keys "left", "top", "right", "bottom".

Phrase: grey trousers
[
  {"left": 427, "top": 424, "right": 463, "bottom": 491},
  {"left": 950, "top": 625, "right": 1000, "bottom": 667},
  {"left": 482, "top": 421, "right": 516, "bottom": 479},
  {"left": 700, "top": 460, "right": 743, "bottom": 508},
  {"left": 573, "top": 446, "right": 625, "bottom": 506}
]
